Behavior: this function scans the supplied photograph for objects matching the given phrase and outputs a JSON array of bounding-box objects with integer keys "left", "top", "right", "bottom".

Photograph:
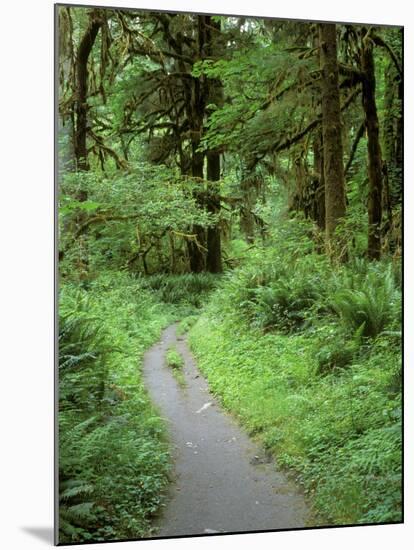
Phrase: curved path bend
[{"left": 143, "top": 324, "right": 309, "bottom": 538}]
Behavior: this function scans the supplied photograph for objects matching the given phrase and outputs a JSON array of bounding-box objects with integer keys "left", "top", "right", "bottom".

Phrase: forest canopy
[{"left": 58, "top": 7, "right": 402, "bottom": 272}]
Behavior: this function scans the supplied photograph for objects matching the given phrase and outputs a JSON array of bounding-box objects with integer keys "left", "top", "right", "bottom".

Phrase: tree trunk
[
  {"left": 185, "top": 16, "right": 210, "bottom": 273},
  {"left": 383, "top": 61, "right": 396, "bottom": 183},
  {"left": 319, "top": 23, "right": 347, "bottom": 257},
  {"left": 382, "top": 61, "right": 396, "bottom": 242},
  {"left": 206, "top": 152, "right": 222, "bottom": 272},
  {"left": 184, "top": 136, "right": 205, "bottom": 273},
  {"left": 313, "top": 130, "right": 326, "bottom": 231},
  {"left": 205, "top": 15, "right": 223, "bottom": 273},
  {"left": 74, "top": 10, "right": 103, "bottom": 174},
  {"left": 361, "top": 35, "right": 383, "bottom": 260},
  {"left": 382, "top": 35, "right": 402, "bottom": 208},
  {"left": 187, "top": 146, "right": 206, "bottom": 273},
  {"left": 395, "top": 76, "right": 403, "bottom": 204},
  {"left": 311, "top": 31, "right": 326, "bottom": 234},
  {"left": 240, "top": 157, "right": 258, "bottom": 242},
  {"left": 71, "top": 10, "right": 103, "bottom": 277}
]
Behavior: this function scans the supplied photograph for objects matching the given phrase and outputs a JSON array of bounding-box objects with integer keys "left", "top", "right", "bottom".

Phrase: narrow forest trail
[{"left": 143, "top": 324, "right": 310, "bottom": 537}]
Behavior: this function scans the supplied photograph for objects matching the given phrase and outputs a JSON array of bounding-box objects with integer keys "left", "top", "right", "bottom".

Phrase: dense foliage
[
  {"left": 59, "top": 274, "right": 173, "bottom": 542},
  {"left": 189, "top": 220, "right": 401, "bottom": 525},
  {"left": 57, "top": 5, "right": 402, "bottom": 544}
]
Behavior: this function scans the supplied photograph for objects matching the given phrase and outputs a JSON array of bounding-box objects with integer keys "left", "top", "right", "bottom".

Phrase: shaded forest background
[{"left": 57, "top": 6, "right": 402, "bottom": 544}]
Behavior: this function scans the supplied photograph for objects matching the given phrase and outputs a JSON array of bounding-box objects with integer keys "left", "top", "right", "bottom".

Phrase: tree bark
[
  {"left": 74, "top": 10, "right": 103, "bottom": 174},
  {"left": 187, "top": 147, "right": 206, "bottom": 273},
  {"left": 206, "top": 152, "right": 222, "bottom": 272},
  {"left": 69, "top": 10, "right": 103, "bottom": 277},
  {"left": 395, "top": 75, "right": 403, "bottom": 204},
  {"left": 383, "top": 61, "right": 396, "bottom": 174},
  {"left": 319, "top": 23, "right": 347, "bottom": 256},
  {"left": 313, "top": 130, "right": 326, "bottom": 231},
  {"left": 184, "top": 15, "right": 210, "bottom": 273},
  {"left": 205, "top": 15, "right": 223, "bottom": 273},
  {"left": 383, "top": 60, "right": 402, "bottom": 207},
  {"left": 361, "top": 35, "right": 383, "bottom": 260},
  {"left": 240, "top": 157, "right": 259, "bottom": 242}
]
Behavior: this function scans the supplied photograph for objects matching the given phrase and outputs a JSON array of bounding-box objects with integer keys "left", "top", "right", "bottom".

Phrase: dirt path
[{"left": 143, "top": 324, "right": 309, "bottom": 537}]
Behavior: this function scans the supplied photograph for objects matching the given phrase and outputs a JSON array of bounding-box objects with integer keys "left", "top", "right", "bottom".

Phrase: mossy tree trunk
[
  {"left": 206, "top": 152, "right": 222, "bottom": 272},
  {"left": 71, "top": 9, "right": 103, "bottom": 276},
  {"left": 383, "top": 60, "right": 402, "bottom": 207},
  {"left": 187, "top": 140, "right": 206, "bottom": 273},
  {"left": 74, "top": 10, "right": 103, "bottom": 175},
  {"left": 311, "top": 30, "right": 326, "bottom": 234},
  {"left": 319, "top": 23, "right": 347, "bottom": 257},
  {"left": 313, "top": 130, "right": 326, "bottom": 232},
  {"left": 205, "top": 16, "right": 223, "bottom": 273},
  {"left": 185, "top": 16, "right": 209, "bottom": 273},
  {"left": 239, "top": 157, "right": 259, "bottom": 243},
  {"left": 361, "top": 34, "right": 383, "bottom": 260}
]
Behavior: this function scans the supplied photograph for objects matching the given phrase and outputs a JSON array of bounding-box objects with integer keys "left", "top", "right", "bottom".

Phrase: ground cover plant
[
  {"left": 189, "top": 222, "right": 402, "bottom": 525},
  {"left": 165, "top": 345, "right": 186, "bottom": 387},
  {"left": 58, "top": 273, "right": 172, "bottom": 542}
]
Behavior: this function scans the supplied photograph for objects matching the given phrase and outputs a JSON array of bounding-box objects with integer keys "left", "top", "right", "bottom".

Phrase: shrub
[
  {"left": 165, "top": 346, "right": 186, "bottom": 387},
  {"left": 316, "top": 340, "right": 356, "bottom": 374},
  {"left": 58, "top": 274, "right": 171, "bottom": 543},
  {"left": 218, "top": 239, "right": 330, "bottom": 333},
  {"left": 59, "top": 290, "right": 114, "bottom": 412},
  {"left": 176, "top": 314, "right": 198, "bottom": 335},
  {"left": 166, "top": 346, "right": 184, "bottom": 369},
  {"left": 250, "top": 268, "right": 324, "bottom": 332},
  {"left": 141, "top": 273, "right": 218, "bottom": 309},
  {"left": 188, "top": 249, "right": 402, "bottom": 526},
  {"left": 331, "top": 262, "right": 401, "bottom": 338}
]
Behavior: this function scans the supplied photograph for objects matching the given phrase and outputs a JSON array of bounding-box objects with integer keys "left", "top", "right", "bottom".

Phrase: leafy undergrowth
[
  {"left": 140, "top": 272, "right": 219, "bottom": 316},
  {"left": 189, "top": 231, "right": 402, "bottom": 526},
  {"left": 58, "top": 270, "right": 217, "bottom": 544},
  {"left": 166, "top": 345, "right": 186, "bottom": 387},
  {"left": 59, "top": 272, "right": 174, "bottom": 544}
]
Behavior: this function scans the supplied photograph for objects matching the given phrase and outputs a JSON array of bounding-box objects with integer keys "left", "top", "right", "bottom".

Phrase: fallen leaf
[{"left": 196, "top": 402, "right": 213, "bottom": 414}]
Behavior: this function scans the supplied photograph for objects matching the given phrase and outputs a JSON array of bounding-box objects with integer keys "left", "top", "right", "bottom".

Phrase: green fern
[
  {"left": 331, "top": 264, "right": 400, "bottom": 338},
  {"left": 58, "top": 276, "right": 171, "bottom": 544},
  {"left": 141, "top": 273, "right": 218, "bottom": 306},
  {"left": 60, "top": 481, "right": 94, "bottom": 501}
]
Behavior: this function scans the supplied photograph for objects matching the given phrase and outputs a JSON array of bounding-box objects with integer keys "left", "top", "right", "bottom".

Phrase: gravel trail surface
[{"left": 143, "top": 324, "right": 309, "bottom": 538}]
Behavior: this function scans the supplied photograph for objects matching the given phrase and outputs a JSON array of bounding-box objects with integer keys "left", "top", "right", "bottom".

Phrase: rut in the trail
[{"left": 143, "top": 324, "right": 309, "bottom": 538}]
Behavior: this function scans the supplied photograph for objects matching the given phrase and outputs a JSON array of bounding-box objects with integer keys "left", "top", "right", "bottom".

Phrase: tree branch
[
  {"left": 372, "top": 34, "right": 403, "bottom": 78},
  {"left": 271, "top": 87, "right": 361, "bottom": 154},
  {"left": 88, "top": 130, "right": 129, "bottom": 170},
  {"left": 345, "top": 121, "right": 365, "bottom": 176},
  {"left": 74, "top": 212, "right": 142, "bottom": 240}
]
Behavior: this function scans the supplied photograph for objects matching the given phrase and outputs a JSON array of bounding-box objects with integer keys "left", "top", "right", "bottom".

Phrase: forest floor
[{"left": 143, "top": 323, "right": 310, "bottom": 537}]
